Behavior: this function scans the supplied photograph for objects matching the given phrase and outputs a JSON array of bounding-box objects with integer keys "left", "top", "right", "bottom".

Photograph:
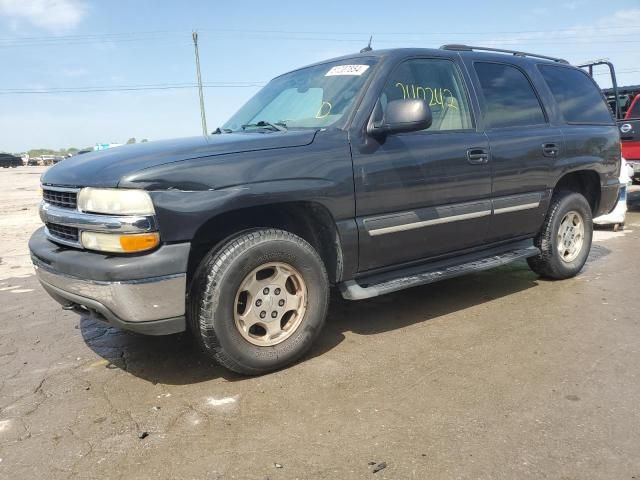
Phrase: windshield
[{"left": 222, "top": 58, "right": 377, "bottom": 132}]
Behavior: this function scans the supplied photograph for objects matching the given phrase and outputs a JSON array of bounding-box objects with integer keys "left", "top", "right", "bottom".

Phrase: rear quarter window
[{"left": 538, "top": 65, "right": 614, "bottom": 124}]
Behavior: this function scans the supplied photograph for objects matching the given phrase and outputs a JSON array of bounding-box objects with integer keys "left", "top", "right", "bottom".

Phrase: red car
[{"left": 620, "top": 93, "right": 640, "bottom": 166}]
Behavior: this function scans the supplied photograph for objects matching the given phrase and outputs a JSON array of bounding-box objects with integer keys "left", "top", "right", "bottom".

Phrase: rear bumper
[{"left": 29, "top": 227, "right": 189, "bottom": 335}]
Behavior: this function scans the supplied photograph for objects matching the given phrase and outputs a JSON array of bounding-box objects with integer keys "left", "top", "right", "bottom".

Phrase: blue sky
[{"left": 0, "top": 0, "right": 638, "bottom": 152}]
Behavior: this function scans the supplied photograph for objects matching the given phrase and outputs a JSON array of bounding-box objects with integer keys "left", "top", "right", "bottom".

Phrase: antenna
[{"left": 360, "top": 36, "right": 373, "bottom": 53}]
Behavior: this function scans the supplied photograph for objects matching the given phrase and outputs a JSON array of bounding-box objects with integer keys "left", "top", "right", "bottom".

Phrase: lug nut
[
  {"left": 274, "top": 288, "right": 281, "bottom": 295},
  {"left": 256, "top": 299, "right": 262, "bottom": 307},
  {"left": 271, "top": 311, "right": 278, "bottom": 318},
  {"left": 278, "top": 299, "right": 285, "bottom": 307},
  {"left": 263, "top": 288, "right": 269, "bottom": 295},
  {"left": 260, "top": 311, "right": 266, "bottom": 319}
]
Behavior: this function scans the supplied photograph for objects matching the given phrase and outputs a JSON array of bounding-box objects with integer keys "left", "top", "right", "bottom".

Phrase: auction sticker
[{"left": 325, "top": 65, "right": 370, "bottom": 76}]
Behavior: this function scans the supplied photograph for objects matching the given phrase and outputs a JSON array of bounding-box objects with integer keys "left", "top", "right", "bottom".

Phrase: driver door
[{"left": 352, "top": 57, "right": 493, "bottom": 272}]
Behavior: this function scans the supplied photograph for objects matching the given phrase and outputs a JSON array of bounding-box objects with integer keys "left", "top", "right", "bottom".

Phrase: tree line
[{"left": 6, "top": 138, "right": 149, "bottom": 157}]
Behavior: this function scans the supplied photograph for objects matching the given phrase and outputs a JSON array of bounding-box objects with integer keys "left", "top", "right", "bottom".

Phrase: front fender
[{"left": 149, "top": 177, "right": 354, "bottom": 243}]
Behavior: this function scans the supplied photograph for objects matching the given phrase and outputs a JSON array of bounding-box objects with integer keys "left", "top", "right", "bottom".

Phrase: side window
[
  {"left": 538, "top": 65, "right": 614, "bottom": 124},
  {"left": 379, "top": 58, "right": 473, "bottom": 131},
  {"left": 474, "top": 62, "right": 546, "bottom": 129}
]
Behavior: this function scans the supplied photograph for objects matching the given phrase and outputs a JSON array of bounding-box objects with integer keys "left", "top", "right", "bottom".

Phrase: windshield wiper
[
  {"left": 241, "top": 120, "right": 287, "bottom": 132},
  {"left": 212, "top": 127, "right": 233, "bottom": 134}
]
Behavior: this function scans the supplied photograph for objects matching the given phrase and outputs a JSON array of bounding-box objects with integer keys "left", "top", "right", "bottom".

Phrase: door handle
[
  {"left": 467, "top": 148, "right": 489, "bottom": 165},
  {"left": 542, "top": 143, "right": 560, "bottom": 157}
]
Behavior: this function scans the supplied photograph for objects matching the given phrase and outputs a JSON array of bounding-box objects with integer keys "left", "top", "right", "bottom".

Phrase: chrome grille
[
  {"left": 46, "top": 223, "right": 79, "bottom": 243},
  {"left": 43, "top": 189, "right": 77, "bottom": 209}
]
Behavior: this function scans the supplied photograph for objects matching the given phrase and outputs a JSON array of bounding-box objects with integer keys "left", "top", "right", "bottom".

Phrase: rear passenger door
[{"left": 470, "top": 61, "right": 562, "bottom": 243}]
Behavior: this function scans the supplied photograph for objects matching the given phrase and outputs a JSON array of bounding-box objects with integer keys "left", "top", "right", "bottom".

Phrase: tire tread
[{"left": 189, "top": 228, "right": 328, "bottom": 375}]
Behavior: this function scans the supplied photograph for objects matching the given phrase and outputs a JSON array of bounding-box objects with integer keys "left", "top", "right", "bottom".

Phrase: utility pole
[{"left": 192, "top": 31, "right": 208, "bottom": 136}]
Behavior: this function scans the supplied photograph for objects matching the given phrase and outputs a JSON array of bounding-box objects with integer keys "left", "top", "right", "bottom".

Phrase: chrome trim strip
[
  {"left": 368, "top": 210, "right": 491, "bottom": 236},
  {"left": 493, "top": 202, "right": 540, "bottom": 215},
  {"left": 41, "top": 185, "right": 81, "bottom": 194},
  {"left": 40, "top": 202, "right": 157, "bottom": 234}
]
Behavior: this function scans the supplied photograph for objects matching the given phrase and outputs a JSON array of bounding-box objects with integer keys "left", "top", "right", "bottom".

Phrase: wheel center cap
[{"left": 255, "top": 283, "right": 285, "bottom": 322}]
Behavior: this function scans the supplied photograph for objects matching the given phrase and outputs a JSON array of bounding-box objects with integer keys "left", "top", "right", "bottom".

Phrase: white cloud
[
  {"left": 0, "top": 0, "right": 87, "bottom": 31},
  {"left": 481, "top": 9, "right": 640, "bottom": 88},
  {"left": 61, "top": 66, "right": 88, "bottom": 77},
  {"left": 562, "top": 1, "right": 580, "bottom": 10},
  {"left": 531, "top": 7, "right": 549, "bottom": 15}
]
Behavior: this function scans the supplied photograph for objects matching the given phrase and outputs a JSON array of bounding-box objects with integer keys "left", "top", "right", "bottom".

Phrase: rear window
[
  {"left": 627, "top": 95, "right": 640, "bottom": 119},
  {"left": 474, "top": 62, "right": 546, "bottom": 129},
  {"left": 538, "top": 65, "right": 613, "bottom": 124}
]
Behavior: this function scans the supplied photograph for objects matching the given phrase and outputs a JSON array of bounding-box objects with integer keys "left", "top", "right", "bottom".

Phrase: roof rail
[{"left": 440, "top": 44, "right": 569, "bottom": 64}]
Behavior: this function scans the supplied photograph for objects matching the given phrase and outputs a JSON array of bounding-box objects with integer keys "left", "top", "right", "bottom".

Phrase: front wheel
[
  {"left": 527, "top": 191, "right": 593, "bottom": 280},
  {"left": 189, "top": 229, "right": 329, "bottom": 375}
]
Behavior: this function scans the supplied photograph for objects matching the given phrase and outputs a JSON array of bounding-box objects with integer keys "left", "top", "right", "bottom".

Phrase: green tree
[
  {"left": 126, "top": 137, "right": 137, "bottom": 144},
  {"left": 141, "top": 138, "right": 149, "bottom": 143}
]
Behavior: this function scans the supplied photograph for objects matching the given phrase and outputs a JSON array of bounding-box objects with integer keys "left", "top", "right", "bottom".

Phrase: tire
[
  {"left": 189, "top": 229, "right": 329, "bottom": 375},
  {"left": 527, "top": 191, "right": 593, "bottom": 280}
]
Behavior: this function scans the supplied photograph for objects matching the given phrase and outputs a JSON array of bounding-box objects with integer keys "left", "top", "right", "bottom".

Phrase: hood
[{"left": 41, "top": 130, "right": 317, "bottom": 188}]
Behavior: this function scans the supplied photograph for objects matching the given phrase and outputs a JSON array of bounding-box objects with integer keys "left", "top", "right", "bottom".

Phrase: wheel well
[
  {"left": 187, "top": 202, "right": 343, "bottom": 287},
  {"left": 553, "top": 170, "right": 601, "bottom": 213}
]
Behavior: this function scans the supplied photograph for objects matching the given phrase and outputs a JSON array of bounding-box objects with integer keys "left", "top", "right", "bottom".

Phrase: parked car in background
[
  {"left": 602, "top": 84, "right": 640, "bottom": 182},
  {"left": 0, "top": 153, "right": 23, "bottom": 168},
  {"left": 40, "top": 155, "right": 57, "bottom": 166},
  {"left": 31, "top": 46, "right": 621, "bottom": 374},
  {"left": 619, "top": 91, "right": 640, "bottom": 181}
]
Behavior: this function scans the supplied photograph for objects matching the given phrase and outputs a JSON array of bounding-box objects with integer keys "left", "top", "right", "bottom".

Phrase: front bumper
[{"left": 29, "top": 227, "right": 190, "bottom": 335}]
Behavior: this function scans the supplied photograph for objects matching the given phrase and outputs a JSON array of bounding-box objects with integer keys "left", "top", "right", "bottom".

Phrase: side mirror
[{"left": 367, "top": 99, "right": 432, "bottom": 137}]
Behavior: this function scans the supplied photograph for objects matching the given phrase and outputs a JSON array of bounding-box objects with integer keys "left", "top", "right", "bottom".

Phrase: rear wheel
[
  {"left": 527, "top": 191, "right": 593, "bottom": 279},
  {"left": 189, "top": 229, "right": 329, "bottom": 375}
]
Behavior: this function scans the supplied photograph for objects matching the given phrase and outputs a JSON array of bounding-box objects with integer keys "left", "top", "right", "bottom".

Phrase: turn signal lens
[
  {"left": 119, "top": 233, "right": 160, "bottom": 252},
  {"left": 81, "top": 232, "right": 160, "bottom": 253}
]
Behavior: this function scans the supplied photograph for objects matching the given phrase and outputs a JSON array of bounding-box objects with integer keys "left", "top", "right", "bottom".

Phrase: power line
[
  {"left": 0, "top": 83, "right": 265, "bottom": 95},
  {"left": 1, "top": 27, "right": 639, "bottom": 47},
  {"left": 2, "top": 25, "right": 639, "bottom": 42}
]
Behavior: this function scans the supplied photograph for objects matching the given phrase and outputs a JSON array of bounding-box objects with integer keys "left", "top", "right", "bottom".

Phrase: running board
[{"left": 339, "top": 244, "right": 540, "bottom": 300}]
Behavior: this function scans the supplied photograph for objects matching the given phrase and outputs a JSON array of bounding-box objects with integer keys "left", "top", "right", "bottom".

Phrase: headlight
[
  {"left": 81, "top": 232, "right": 160, "bottom": 253},
  {"left": 77, "top": 188, "right": 155, "bottom": 215}
]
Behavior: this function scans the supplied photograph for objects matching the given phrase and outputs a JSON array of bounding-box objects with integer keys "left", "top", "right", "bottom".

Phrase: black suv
[
  {"left": 0, "top": 153, "right": 22, "bottom": 168},
  {"left": 30, "top": 46, "right": 621, "bottom": 374}
]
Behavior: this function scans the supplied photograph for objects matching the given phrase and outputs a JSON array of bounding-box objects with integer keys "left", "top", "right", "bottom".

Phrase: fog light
[{"left": 81, "top": 232, "right": 160, "bottom": 253}]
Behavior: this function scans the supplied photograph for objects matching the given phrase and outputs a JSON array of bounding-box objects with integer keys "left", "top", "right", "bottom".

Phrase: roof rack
[{"left": 440, "top": 44, "right": 569, "bottom": 64}]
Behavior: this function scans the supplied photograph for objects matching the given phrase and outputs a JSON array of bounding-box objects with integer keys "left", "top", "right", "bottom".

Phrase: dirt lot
[{"left": 1, "top": 166, "right": 639, "bottom": 479}]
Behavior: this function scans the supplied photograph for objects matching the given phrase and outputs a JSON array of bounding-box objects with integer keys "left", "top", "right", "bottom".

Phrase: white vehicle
[{"left": 594, "top": 157, "right": 634, "bottom": 230}]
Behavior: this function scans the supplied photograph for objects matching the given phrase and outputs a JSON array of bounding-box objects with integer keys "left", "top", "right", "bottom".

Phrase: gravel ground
[{"left": 1, "top": 166, "right": 639, "bottom": 479}]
